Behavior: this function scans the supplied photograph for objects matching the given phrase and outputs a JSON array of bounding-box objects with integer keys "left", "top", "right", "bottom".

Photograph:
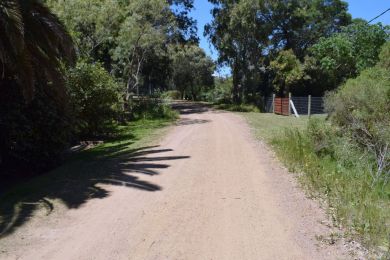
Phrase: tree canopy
[{"left": 206, "top": 0, "right": 355, "bottom": 101}]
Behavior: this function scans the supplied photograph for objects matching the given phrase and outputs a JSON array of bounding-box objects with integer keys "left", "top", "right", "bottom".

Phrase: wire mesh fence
[{"left": 264, "top": 95, "right": 326, "bottom": 115}]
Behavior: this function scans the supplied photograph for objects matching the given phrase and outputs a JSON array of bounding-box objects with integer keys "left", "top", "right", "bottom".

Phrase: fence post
[
  {"left": 308, "top": 95, "right": 311, "bottom": 117},
  {"left": 272, "top": 93, "right": 275, "bottom": 113},
  {"left": 288, "top": 92, "right": 291, "bottom": 115}
]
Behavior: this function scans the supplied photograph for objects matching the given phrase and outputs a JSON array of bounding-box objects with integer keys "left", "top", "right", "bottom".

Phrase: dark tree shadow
[
  {"left": 171, "top": 102, "right": 212, "bottom": 115},
  {"left": 176, "top": 118, "right": 211, "bottom": 126},
  {"left": 0, "top": 145, "right": 189, "bottom": 238},
  {"left": 0, "top": 101, "right": 216, "bottom": 238}
]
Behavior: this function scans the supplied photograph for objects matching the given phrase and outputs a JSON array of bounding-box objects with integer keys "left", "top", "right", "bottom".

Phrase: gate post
[
  {"left": 308, "top": 95, "right": 311, "bottom": 117},
  {"left": 272, "top": 93, "right": 275, "bottom": 113},
  {"left": 288, "top": 92, "right": 291, "bottom": 115}
]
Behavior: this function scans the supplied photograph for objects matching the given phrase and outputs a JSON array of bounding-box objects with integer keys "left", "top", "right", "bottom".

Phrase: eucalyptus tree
[
  {"left": 206, "top": 0, "right": 351, "bottom": 101},
  {"left": 205, "top": 0, "right": 269, "bottom": 102},
  {"left": 46, "top": 0, "right": 122, "bottom": 68},
  {"left": 112, "top": 0, "right": 175, "bottom": 99},
  {"left": 170, "top": 44, "right": 215, "bottom": 99},
  {"left": 168, "top": 0, "right": 198, "bottom": 43},
  {"left": 47, "top": 0, "right": 200, "bottom": 98}
]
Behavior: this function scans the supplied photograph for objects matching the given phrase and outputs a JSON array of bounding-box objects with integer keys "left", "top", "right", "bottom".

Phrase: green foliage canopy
[
  {"left": 206, "top": 0, "right": 351, "bottom": 100},
  {"left": 270, "top": 50, "right": 303, "bottom": 94}
]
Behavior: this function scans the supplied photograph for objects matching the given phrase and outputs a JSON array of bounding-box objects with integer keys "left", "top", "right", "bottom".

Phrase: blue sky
[{"left": 191, "top": 0, "right": 390, "bottom": 76}]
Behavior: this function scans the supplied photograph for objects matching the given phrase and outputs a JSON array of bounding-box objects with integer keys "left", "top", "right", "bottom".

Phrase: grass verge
[
  {"left": 0, "top": 118, "right": 175, "bottom": 237},
  {"left": 244, "top": 113, "right": 390, "bottom": 256},
  {"left": 213, "top": 103, "right": 260, "bottom": 113}
]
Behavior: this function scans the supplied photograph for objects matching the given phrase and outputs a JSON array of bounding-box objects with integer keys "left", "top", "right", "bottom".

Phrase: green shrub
[
  {"left": 378, "top": 42, "right": 390, "bottom": 71},
  {"left": 272, "top": 119, "right": 390, "bottom": 251},
  {"left": 271, "top": 43, "right": 390, "bottom": 252},
  {"left": 66, "top": 61, "right": 121, "bottom": 137},
  {"left": 325, "top": 66, "right": 390, "bottom": 183},
  {"left": 0, "top": 81, "right": 73, "bottom": 173},
  {"left": 129, "top": 99, "right": 178, "bottom": 120}
]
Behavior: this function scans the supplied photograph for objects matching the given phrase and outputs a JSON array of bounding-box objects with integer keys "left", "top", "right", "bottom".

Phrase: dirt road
[{"left": 1, "top": 103, "right": 350, "bottom": 259}]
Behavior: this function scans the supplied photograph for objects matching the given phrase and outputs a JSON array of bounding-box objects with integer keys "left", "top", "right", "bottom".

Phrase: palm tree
[{"left": 0, "top": 0, "right": 75, "bottom": 101}]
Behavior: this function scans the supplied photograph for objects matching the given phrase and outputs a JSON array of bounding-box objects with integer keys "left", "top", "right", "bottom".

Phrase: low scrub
[
  {"left": 271, "top": 45, "right": 390, "bottom": 253},
  {"left": 325, "top": 67, "right": 390, "bottom": 184},
  {"left": 272, "top": 119, "right": 390, "bottom": 252}
]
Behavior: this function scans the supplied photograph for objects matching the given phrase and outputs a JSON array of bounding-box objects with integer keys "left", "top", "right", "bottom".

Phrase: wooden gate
[{"left": 274, "top": 97, "right": 290, "bottom": 116}]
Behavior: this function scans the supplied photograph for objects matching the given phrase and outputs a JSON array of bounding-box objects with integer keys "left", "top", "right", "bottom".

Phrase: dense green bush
[
  {"left": 66, "top": 61, "right": 121, "bottom": 137},
  {"left": 272, "top": 119, "right": 390, "bottom": 251},
  {"left": 0, "top": 81, "right": 73, "bottom": 173},
  {"left": 325, "top": 44, "right": 390, "bottom": 182}
]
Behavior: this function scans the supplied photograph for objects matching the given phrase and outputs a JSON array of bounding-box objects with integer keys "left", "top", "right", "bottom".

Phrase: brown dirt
[{"left": 0, "top": 103, "right": 353, "bottom": 259}]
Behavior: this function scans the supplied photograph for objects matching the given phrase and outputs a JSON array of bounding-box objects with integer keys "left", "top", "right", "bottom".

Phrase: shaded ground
[{"left": 0, "top": 103, "right": 352, "bottom": 259}]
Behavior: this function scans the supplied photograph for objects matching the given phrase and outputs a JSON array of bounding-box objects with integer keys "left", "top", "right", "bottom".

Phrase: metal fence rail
[{"left": 264, "top": 95, "right": 326, "bottom": 115}]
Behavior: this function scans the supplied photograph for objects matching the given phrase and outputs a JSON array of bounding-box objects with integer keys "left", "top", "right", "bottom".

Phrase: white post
[
  {"left": 308, "top": 95, "right": 311, "bottom": 117},
  {"left": 288, "top": 92, "right": 292, "bottom": 115},
  {"left": 290, "top": 100, "right": 300, "bottom": 118}
]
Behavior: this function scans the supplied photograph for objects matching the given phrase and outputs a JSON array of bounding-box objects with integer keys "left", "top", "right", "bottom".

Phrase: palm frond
[{"left": 0, "top": 0, "right": 75, "bottom": 102}]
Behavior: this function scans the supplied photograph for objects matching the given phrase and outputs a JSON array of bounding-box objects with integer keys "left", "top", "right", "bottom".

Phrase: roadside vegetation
[
  {"left": 205, "top": 1, "right": 388, "bottom": 106},
  {"left": 204, "top": 3, "right": 389, "bottom": 252},
  {"left": 1, "top": 0, "right": 389, "bottom": 255},
  {"left": 0, "top": 0, "right": 211, "bottom": 183},
  {"left": 246, "top": 43, "right": 390, "bottom": 255}
]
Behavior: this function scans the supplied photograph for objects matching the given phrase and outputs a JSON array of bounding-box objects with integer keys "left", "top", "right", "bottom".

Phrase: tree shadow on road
[
  {"left": 172, "top": 102, "right": 212, "bottom": 115},
  {"left": 0, "top": 145, "right": 189, "bottom": 238}
]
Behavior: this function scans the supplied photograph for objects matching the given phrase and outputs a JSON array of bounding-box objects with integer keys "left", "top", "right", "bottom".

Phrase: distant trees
[
  {"left": 47, "top": 0, "right": 214, "bottom": 97},
  {"left": 206, "top": 0, "right": 351, "bottom": 102},
  {"left": 206, "top": 0, "right": 389, "bottom": 102},
  {"left": 170, "top": 45, "right": 215, "bottom": 99},
  {"left": 112, "top": 0, "right": 174, "bottom": 99}
]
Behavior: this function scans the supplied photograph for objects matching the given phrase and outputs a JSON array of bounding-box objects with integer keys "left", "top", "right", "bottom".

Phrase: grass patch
[
  {"left": 74, "top": 118, "right": 173, "bottom": 160},
  {"left": 0, "top": 118, "right": 175, "bottom": 237},
  {"left": 214, "top": 103, "right": 260, "bottom": 113},
  {"left": 244, "top": 113, "right": 324, "bottom": 141},
  {"left": 245, "top": 113, "right": 390, "bottom": 255}
]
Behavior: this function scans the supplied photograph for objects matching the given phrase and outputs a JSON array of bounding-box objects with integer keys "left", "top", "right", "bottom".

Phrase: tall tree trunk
[{"left": 232, "top": 62, "right": 241, "bottom": 104}]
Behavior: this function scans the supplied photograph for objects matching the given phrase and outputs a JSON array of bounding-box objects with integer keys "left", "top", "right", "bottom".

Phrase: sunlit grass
[{"left": 245, "top": 113, "right": 390, "bottom": 255}]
